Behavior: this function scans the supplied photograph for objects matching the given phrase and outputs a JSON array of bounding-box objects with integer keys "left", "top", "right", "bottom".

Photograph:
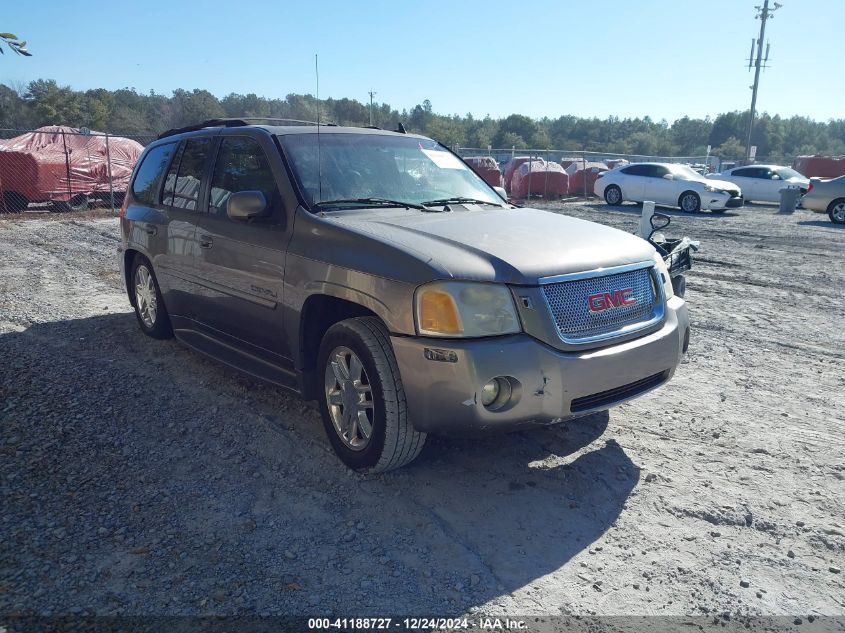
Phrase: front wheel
[
  {"left": 603, "top": 185, "right": 622, "bottom": 206},
  {"left": 827, "top": 198, "right": 845, "bottom": 224},
  {"left": 679, "top": 191, "right": 701, "bottom": 213},
  {"left": 318, "top": 317, "right": 426, "bottom": 473}
]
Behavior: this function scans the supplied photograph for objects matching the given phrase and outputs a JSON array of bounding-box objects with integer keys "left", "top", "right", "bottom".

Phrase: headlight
[
  {"left": 652, "top": 252, "right": 674, "bottom": 299},
  {"left": 415, "top": 281, "right": 521, "bottom": 337}
]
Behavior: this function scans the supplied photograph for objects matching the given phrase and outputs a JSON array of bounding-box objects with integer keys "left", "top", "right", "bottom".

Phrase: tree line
[{"left": 1, "top": 80, "right": 843, "bottom": 161}]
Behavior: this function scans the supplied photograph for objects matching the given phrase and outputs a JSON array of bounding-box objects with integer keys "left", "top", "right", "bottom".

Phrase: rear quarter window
[{"left": 131, "top": 143, "right": 177, "bottom": 205}]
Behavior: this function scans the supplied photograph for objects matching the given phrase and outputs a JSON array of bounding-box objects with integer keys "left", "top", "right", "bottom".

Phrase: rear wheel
[
  {"left": 828, "top": 198, "right": 845, "bottom": 224},
  {"left": 131, "top": 256, "right": 173, "bottom": 339},
  {"left": 1, "top": 191, "right": 28, "bottom": 213},
  {"left": 679, "top": 191, "right": 701, "bottom": 213},
  {"left": 604, "top": 185, "right": 622, "bottom": 206},
  {"left": 318, "top": 317, "right": 426, "bottom": 473}
]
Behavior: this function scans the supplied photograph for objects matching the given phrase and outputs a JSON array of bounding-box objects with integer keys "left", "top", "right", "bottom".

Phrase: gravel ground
[{"left": 1, "top": 202, "right": 843, "bottom": 620}]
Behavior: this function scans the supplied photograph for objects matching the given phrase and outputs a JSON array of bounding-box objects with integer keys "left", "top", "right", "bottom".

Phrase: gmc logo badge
[{"left": 588, "top": 288, "right": 636, "bottom": 313}]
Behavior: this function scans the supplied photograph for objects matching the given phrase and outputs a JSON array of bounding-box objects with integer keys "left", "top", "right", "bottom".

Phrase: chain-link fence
[
  {"left": 455, "top": 147, "right": 721, "bottom": 200},
  {"left": 1, "top": 126, "right": 730, "bottom": 213},
  {"left": 0, "top": 127, "right": 156, "bottom": 214}
]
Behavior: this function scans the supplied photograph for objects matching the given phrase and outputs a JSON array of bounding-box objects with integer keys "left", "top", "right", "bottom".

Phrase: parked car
[
  {"left": 0, "top": 126, "right": 143, "bottom": 213},
  {"left": 595, "top": 162, "right": 742, "bottom": 213},
  {"left": 800, "top": 175, "right": 845, "bottom": 224},
  {"left": 119, "top": 119, "right": 690, "bottom": 472},
  {"left": 707, "top": 164, "right": 809, "bottom": 204}
]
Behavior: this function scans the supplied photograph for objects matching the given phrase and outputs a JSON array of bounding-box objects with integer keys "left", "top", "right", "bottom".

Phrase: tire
[
  {"left": 827, "top": 198, "right": 845, "bottom": 224},
  {"left": 603, "top": 185, "right": 622, "bottom": 206},
  {"left": 679, "top": 191, "right": 701, "bottom": 213},
  {"left": 131, "top": 256, "right": 173, "bottom": 339},
  {"left": 317, "top": 316, "right": 426, "bottom": 473},
  {"left": 1, "top": 191, "right": 28, "bottom": 213}
]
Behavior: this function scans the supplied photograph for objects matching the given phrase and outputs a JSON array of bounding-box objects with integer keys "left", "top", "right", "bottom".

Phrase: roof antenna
[{"left": 315, "top": 53, "right": 323, "bottom": 207}]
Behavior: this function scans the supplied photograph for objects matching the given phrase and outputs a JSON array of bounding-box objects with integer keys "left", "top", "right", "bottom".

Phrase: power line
[{"left": 744, "top": 0, "right": 782, "bottom": 161}]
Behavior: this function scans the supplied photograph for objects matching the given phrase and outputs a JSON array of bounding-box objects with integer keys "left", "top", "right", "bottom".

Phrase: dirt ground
[{"left": 1, "top": 201, "right": 843, "bottom": 621}]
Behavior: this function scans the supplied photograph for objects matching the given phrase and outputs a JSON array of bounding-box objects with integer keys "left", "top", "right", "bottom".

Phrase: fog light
[{"left": 481, "top": 379, "right": 501, "bottom": 406}]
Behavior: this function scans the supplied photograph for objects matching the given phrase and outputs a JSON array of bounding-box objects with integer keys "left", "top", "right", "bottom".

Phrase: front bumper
[
  {"left": 703, "top": 192, "right": 742, "bottom": 210},
  {"left": 392, "top": 296, "right": 689, "bottom": 434}
]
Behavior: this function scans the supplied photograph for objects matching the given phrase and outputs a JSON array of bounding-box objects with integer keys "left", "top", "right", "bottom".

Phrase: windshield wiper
[
  {"left": 316, "top": 197, "right": 426, "bottom": 211},
  {"left": 422, "top": 197, "right": 504, "bottom": 207}
]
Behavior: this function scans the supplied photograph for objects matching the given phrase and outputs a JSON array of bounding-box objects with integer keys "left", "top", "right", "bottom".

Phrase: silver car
[
  {"left": 119, "top": 119, "right": 690, "bottom": 472},
  {"left": 800, "top": 176, "right": 845, "bottom": 224}
]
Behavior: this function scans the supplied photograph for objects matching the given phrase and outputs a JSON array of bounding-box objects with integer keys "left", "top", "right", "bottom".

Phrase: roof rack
[{"left": 157, "top": 117, "right": 332, "bottom": 140}]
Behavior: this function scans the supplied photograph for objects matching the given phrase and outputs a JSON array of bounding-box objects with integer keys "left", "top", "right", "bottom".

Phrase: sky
[{"left": 2, "top": 0, "right": 843, "bottom": 123}]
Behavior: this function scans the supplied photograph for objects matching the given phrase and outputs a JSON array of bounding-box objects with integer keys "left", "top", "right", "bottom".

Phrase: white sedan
[
  {"left": 594, "top": 162, "right": 743, "bottom": 213},
  {"left": 706, "top": 164, "right": 809, "bottom": 204}
]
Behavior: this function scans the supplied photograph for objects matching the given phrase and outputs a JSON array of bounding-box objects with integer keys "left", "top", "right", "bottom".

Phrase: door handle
[
  {"left": 145, "top": 225, "right": 157, "bottom": 236},
  {"left": 199, "top": 235, "right": 213, "bottom": 249}
]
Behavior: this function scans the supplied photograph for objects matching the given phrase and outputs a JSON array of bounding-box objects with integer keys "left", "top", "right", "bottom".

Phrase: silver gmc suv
[{"left": 118, "top": 118, "right": 690, "bottom": 472}]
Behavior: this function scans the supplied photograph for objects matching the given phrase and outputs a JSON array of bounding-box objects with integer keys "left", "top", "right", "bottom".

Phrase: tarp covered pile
[
  {"left": 510, "top": 161, "right": 569, "bottom": 199},
  {"left": 0, "top": 126, "right": 144, "bottom": 205},
  {"left": 463, "top": 156, "right": 504, "bottom": 189}
]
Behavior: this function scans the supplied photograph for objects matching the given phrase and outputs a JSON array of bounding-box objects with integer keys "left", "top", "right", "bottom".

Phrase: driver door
[{"left": 192, "top": 134, "right": 291, "bottom": 362}]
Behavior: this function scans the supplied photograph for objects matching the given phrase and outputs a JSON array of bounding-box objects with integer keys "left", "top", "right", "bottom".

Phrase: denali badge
[{"left": 588, "top": 288, "right": 636, "bottom": 313}]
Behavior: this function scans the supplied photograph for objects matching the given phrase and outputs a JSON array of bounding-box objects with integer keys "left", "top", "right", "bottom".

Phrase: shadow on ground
[{"left": 1, "top": 314, "right": 638, "bottom": 615}]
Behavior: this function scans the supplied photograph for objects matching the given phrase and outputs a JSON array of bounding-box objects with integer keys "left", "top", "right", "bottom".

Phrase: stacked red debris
[
  {"left": 510, "top": 161, "right": 569, "bottom": 199},
  {"left": 463, "top": 156, "right": 504, "bottom": 188},
  {"left": 792, "top": 155, "right": 845, "bottom": 179},
  {"left": 0, "top": 126, "right": 144, "bottom": 211}
]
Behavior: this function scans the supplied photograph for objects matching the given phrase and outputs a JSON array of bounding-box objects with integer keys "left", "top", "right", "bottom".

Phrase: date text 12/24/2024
[{"left": 307, "top": 618, "right": 528, "bottom": 630}]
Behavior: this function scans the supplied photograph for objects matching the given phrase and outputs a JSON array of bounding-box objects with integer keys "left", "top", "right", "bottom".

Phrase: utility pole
[
  {"left": 368, "top": 90, "right": 377, "bottom": 126},
  {"left": 745, "top": 0, "right": 781, "bottom": 161}
]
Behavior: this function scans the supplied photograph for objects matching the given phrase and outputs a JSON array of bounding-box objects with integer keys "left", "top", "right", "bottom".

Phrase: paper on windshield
[{"left": 421, "top": 149, "right": 464, "bottom": 170}]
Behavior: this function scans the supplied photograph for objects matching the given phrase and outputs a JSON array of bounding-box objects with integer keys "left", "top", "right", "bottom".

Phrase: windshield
[
  {"left": 670, "top": 164, "right": 705, "bottom": 181},
  {"left": 775, "top": 167, "right": 804, "bottom": 180},
  {"left": 278, "top": 133, "right": 502, "bottom": 210}
]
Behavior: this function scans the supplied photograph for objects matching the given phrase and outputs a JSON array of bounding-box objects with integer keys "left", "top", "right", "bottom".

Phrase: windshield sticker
[{"left": 421, "top": 149, "right": 464, "bottom": 170}]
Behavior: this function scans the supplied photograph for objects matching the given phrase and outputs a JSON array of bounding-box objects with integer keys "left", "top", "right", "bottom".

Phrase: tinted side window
[
  {"left": 622, "top": 165, "right": 647, "bottom": 176},
  {"left": 209, "top": 137, "right": 280, "bottom": 218},
  {"left": 732, "top": 168, "right": 752, "bottom": 177},
  {"left": 164, "top": 138, "right": 211, "bottom": 211},
  {"left": 649, "top": 165, "right": 670, "bottom": 178},
  {"left": 131, "top": 143, "right": 176, "bottom": 204}
]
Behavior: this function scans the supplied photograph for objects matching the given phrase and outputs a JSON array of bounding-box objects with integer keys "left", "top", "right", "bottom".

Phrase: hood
[
  {"left": 321, "top": 205, "right": 656, "bottom": 285},
  {"left": 701, "top": 177, "right": 740, "bottom": 192}
]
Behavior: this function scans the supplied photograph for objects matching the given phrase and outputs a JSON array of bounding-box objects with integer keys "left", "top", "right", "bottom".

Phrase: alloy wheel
[
  {"left": 324, "top": 346, "right": 375, "bottom": 451},
  {"left": 134, "top": 265, "right": 158, "bottom": 329}
]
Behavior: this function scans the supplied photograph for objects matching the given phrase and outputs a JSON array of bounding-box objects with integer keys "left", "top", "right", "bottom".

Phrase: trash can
[{"left": 778, "top": 186, "right": 801, "bottom": 214}]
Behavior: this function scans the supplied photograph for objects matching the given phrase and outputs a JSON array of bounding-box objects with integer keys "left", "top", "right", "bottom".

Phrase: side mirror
[
  {"left": 662, "top": 173, "right": 674, "bottom": 180},
  {"left": 493, "top": 186, "right": 508, "bottom": 201},
  {"left": 227, "top": 190, "right": 269, "bottom": 221}
]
